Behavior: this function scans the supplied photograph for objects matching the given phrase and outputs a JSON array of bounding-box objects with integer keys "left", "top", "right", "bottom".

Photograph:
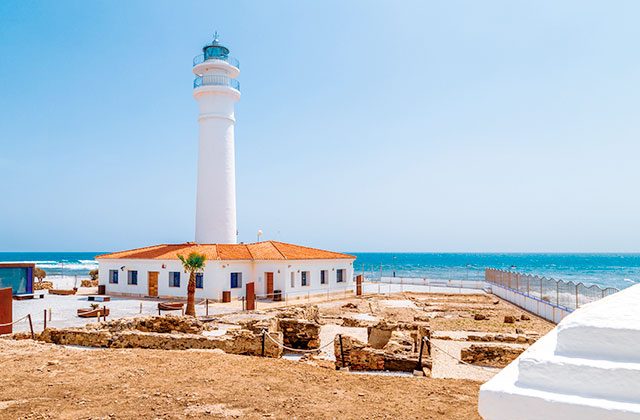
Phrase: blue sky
[{"left": 1, "top": 1, "right": 639, "bottom": 252}]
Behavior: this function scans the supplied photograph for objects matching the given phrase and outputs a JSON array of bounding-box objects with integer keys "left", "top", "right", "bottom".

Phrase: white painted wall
[
  {"left": 193, "top": 58, "right": 240, "bottom": 244},
  {"left": 479, "top": 285, "right": 640, "bottom": 420},
  {"left": 99, "top": 258, "right": 354, "bottom": 300},
  {"left": 488, "top": 283, "right": 571, "bottom": 324}
]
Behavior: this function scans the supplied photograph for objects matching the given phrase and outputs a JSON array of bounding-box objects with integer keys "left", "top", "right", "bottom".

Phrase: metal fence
[
  {"left": 192, "top": 53, "right": 240, "bottom": 69},
  {"left": 485, "top": 268, "right": 619, "bottom": 311},
  {"left": 193, "top": 75, "right": 240, "bottom": 90}
]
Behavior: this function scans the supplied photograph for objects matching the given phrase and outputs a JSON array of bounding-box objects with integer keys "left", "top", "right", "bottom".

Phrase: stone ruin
[
  {"left": 38, "top": 315, "right": 283, "bottom": 358},
  {"left": 333, "top": 320, "right": 432, "bottom": 373},
  {"left": 460, "top": 344, "right": 524, "bottom": 368},
  {"left": 36, "top": 305, "right": 327, "bottom": 358}
]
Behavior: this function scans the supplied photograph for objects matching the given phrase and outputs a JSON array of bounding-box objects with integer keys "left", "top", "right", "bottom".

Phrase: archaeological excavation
[{"left": 14, "top": 290, "right": 553, "bottom": 381}]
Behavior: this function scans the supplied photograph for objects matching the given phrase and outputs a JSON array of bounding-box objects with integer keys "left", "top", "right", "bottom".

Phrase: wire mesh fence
[{"left": 485, "top": 268, "right": 619, "bottom": 311}]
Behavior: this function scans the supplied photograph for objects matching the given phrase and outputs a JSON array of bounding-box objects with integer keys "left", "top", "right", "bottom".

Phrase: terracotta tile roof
[{"left": 96, "top": 241, "right": 355, "bottom": 261}]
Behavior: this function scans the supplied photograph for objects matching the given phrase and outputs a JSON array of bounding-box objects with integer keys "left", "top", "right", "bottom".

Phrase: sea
[{"left": 1, "top": 252, "right": 639, "bottom": 291}]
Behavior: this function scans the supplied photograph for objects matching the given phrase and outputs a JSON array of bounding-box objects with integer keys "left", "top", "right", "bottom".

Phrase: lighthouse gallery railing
[
  {"left": 193, "top": 75, "right": 240, "bottom": 90},
  {"left": 193, "top": 54, "right": 240, "bottom": 69}
]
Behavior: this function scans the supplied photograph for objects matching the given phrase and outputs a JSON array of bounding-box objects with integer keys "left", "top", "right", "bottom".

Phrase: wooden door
[
  {"left": 148, "top": 272, "right": 159, "bottom": 297},
  {"left": 266, "top": 272, "right": 274, "bottom": 298}
]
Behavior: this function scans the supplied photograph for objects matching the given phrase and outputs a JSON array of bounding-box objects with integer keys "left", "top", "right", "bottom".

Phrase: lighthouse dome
[{"left": 203, "top": 33, "right": 230, "bottom": 60}]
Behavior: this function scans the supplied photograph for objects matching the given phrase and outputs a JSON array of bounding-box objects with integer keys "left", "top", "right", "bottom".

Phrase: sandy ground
[
  {"left": 0, "top": 339, "right": 481, "bottom": 420},
  {"left": 430, "top": 339, "right": 503, "bottom": 382}
]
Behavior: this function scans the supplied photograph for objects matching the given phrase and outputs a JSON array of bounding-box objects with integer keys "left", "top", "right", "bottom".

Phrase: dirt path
[{"left": 0, "top": 339, "right": 481, "bottom": 419}]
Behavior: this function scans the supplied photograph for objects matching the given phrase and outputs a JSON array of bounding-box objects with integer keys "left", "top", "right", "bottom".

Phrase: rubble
[
  {"left": 333, "top": 335, "right": 431, "bottom": 372},
  {"left": 460, "top": 344, "right": 524, "bottom": 368},
  {"left": 278, "top": 318, "right": 320, "bottom": 349}
]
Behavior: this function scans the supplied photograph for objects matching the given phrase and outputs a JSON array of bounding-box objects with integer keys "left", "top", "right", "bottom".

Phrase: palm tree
[{"left": 178, "top": 252, "right": 206, "bottom": 317}]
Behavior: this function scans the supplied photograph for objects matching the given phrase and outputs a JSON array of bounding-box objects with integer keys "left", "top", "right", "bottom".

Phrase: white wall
[
  {"left": 99, "top": 258, "right": 355, "bottom": 300},
  {"left": 193, "top": 59, "right": 241, "bottom": 244},
  {"left": 488, "top": 283, "right": 571, "bottom": 323},
  {"left": 256, "top": 259, "right": 355, "bottom": 297}
]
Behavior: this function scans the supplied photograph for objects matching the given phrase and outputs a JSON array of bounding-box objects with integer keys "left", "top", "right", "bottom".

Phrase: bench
[
  {"left": 158, "top": 302, "right": 184, "bottom": 315},
  {"left": 88, "top": 295, "right": 111, "bottom": 302}
]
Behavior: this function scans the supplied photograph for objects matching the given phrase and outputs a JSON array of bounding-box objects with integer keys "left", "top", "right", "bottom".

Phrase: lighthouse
[
  {"left": 98, "top": 32, "right": 356, "bottom": 301},
  {"left": 192, "top": 33, "right": 241, "bottom": 244}
]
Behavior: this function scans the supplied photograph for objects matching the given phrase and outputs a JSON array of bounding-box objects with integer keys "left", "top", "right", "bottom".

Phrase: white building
[
  {"left": 479, "top": 284, "right": 640, "bottom": 419},
  {"left": 97, "top": 241, "right": 354, "bottom": 300},
  {"left": 97, "top": 34, "right": 355, "bottom": 299}
]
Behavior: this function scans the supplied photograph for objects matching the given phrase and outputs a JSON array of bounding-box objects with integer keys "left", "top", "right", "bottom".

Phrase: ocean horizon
[{"left": 1, "top": 251, "right": 638, "bottom": 291}]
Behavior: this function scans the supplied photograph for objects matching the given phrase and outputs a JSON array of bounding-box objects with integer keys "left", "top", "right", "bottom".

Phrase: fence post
[
  {"left": 575, "top": 284, "right": 579, "bottom": 309},
  {"left": 205, "top": 298, "right": 209, "bottom": 317},
  {"left": 416, "top": 337, "right": 426, "bottom": 371},
  {"left": 540, "top": 277, "right": 543, "bottom": 301},
  {"left": 27, "top": 314, "right": 34, "bottom": 339},
  {"left": 261, "top": 330, "right": 266, "bottom": 357},
  {"left": 556, "top": 282, "right": 559, "bottom": 307},
  {"left": 338, "top": 334, "right": 346, "bottom": 369}
]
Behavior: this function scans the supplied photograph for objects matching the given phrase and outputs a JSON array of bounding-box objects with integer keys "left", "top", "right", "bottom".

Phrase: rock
[
  {"left": 341, "top": 303, "right": 358, "bottom": 310},
  {"left": 474, "top": 314, "right": 487, "bottom": 321},
  {"left": 274, "top": 305, "right": 319, "bottom": 323},
  {"left": 520, "top": 314, "right": 531, "bottom": 321},
  {"left": 515, "top": 328, "right": 524, "bottom": 334},
  {"left": 383, "top": 331, "right": 414, "bottom": 354},
  {"left": 461, "top": 344, "right": 524, "bottom": 368},
  {"left": 88, "top": 315, "right": 206, "bottom": 335},
  {"left": 492, "top": 300, "right": 500, "bottom": 305},
  {"left": 278, "top": 318, "right": 321, "bottom": 350},
  {"left": 384, "top": 353, "right": 421, "bottom": 372},
  {"left": 33, "top": 281, "right": 54, "bottom": 290},
  {"left": 503, "top": 315, "right": 516, "bottom": 324},
  {"left": 38, "top": 326, "right": 283, "bottom": 357},
  {"left": 80, "top": 279, "right": 99, "bottom": 287}
]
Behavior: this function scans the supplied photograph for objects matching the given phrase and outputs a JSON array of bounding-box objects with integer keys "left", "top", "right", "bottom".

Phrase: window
[
  {"left": 230, "top": 272, "right": 242, "bottom": 289},
  {"left": 109, "top": 270, "right": 118, "bottom": 284},
  {"left": 169, "top": 272, "right": 180, "bottom": 287},
  {"left": 336, "top": 269, "right": 345, "bottom": 283},
  {"left": 290, "top": 272, "right": 295, "bottom": 288},
  {"left": 320, "top": 270, "right": 328, "bottom": 285},
  {"left": 127, "top": 270, "right": 138, "bottom": 285},
  {"left": 195, "top": 273, "right": 203, "bottom": 289},
  {"left": 301, "top": 271, "right": 309, "bottom": 286}
]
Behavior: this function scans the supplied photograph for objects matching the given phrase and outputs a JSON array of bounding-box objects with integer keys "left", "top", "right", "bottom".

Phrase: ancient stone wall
[
  {"left": 334, "top": 334, "right": 430, "bottom": 372},
  {"left": 88, "top": 315, "right": 205, "bottom": 334},
  {"left": 460, "top": 344, "right": 524, "bottom": 368},
  {"left": 278, "top": 318, "right": 320, "bottom": 349},
  {"left": 39, "top": 316, "right": 283, "bottom": 358}
]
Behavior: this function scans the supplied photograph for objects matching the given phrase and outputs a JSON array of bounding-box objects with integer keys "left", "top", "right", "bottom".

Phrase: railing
[
  {"left": 193, "top": 54, "right": 240, "bottom": 69},
  {"left": 485, "top": 268, "right": 619, "bottom": 311},
  {"left": 193, "top": 75, "right": 240, "bottom": 90}
]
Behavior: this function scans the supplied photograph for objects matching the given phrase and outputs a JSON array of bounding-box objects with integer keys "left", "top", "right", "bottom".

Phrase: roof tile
[{"left": 96, "top": 241, "right": 354, "bottom": 261}]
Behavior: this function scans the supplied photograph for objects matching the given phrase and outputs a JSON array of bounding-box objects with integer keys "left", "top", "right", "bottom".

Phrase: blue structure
[{"left": 0, "top": 263, "right": 34, "bottom": 295}]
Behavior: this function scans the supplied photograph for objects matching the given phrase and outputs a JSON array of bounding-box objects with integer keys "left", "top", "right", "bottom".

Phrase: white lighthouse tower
[{"left": 192, "top": 33, "right": 241, "bottom": 244}]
